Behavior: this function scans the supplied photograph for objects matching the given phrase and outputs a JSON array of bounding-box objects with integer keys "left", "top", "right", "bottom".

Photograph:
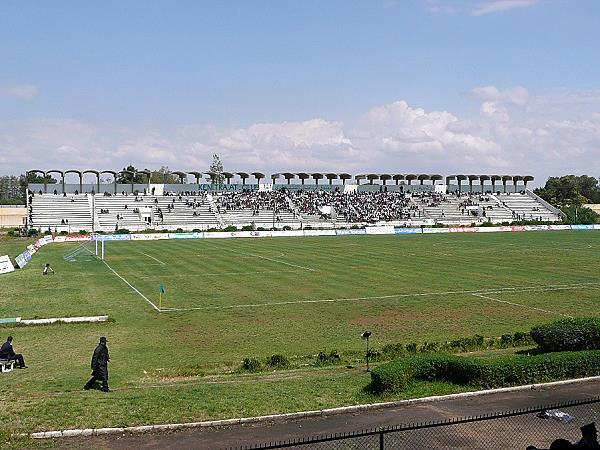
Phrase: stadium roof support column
[
  {"left": 523, "top": 175, "right": 534, "bottom": 190},
  {"left": 223, "top": 172, "right": 234, "bottom": 185},
  {"left": 366, "top": 174, "right": 379, "bottom": 185},
  {"left": 297, "top": 173, "right": 309, "bottom": 185},
  {"left": 172, "top": 171, "right": 187, "bottom": 184},
  {"left": 325, "top": 173, "right": 338, "bottom": 185},
  {"left": 312, "top": 173, "right": 324, "bottom": 185},
  {"left": 270, "top": 173, "right": 281, "bottom": 185},
  {"left": 456, "top": 175, "right": 467, "bottom": 193},
  {"left": 513, "top": 175, "right": 524, "bottom": 192},
  {"left": 355, "top": 174, "right": 366, "bottom": 186},
  {"left": 393, "top": 174, "right": 405, "bottom": 186},
  {"left": 418, "top": 174, "right": 430, "bottom": 185},
  {"left": 188, "top": 171, "right": 202, "bottom": 184},
  {"left": 137, "top": 170, "right": 151, "bottom": 190},
  {"left": 479, "top": 175, "right": 490, "bottom": 193},
  {"left": 339, "top": 173, "right": 352, "bottom": 185},
  {"left": 468, "top": 175, "right": 479, "bottom": 193},
  {"left": 252, "top": 172, "right": 265, "bottom": 184},
  {"left": 380, "top": 174, "right": 391, "bottom": 186},
  {"left": 405, "top": 174, "right": 417, "bottom": 186},
  {"left": 502, "top": 175, "right": 512, "bottom": 194},
  {"left": 430, "top": 174, "right": 443, "bottom": 186},
  {"left": 282, "top": 172, "right": 296, "bottom": 185},
  {"left": 237, "top": 172, "right": 249, "bottom": 185},
  {"left": 490, "top": 175, "right": 501, "bottom": 193}
]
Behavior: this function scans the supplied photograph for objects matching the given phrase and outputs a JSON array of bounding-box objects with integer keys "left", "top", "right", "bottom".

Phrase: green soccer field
[{"left": 1, "top": 231, "right": 600, "bottom": 437}]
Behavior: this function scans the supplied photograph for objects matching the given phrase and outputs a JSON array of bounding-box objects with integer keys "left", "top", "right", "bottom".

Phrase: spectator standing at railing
[{"left": 573, "top": 422, "right": 599, "bottom": 448}]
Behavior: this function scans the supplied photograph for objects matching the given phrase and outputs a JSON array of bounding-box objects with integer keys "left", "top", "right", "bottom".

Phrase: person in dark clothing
[
  {"left": 0, "top": 336, "right": 28, "bottom": 368},
  {"left": 84, "top": 336, "right": 110, "bottom": 392},
  {"left": 574, "top": 423, "right": 600, "bottom": 449}
]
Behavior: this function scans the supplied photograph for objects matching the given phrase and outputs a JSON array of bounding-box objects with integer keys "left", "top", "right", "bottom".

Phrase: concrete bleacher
[
  {"left": 497, "top": 194, "right": 562, "bottom": 222},
  {"left": 28, "top": 190, "right": 563, "bottom": 232},
  {"left": 29, "top": 194, "right": 93, "bottom": 232}
]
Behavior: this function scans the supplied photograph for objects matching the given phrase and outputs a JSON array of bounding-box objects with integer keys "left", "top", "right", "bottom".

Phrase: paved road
[{"left": 58, "top": 379, "right": 600, "bottom": 450}]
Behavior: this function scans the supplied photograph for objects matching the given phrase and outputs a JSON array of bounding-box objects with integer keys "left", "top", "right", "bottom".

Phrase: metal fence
[{"left": 228, "top": 397, "right": 600, "bottom": 450}]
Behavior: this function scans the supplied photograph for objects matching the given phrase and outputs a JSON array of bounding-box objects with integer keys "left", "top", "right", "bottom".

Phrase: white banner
[
  {"left": 131, "top": 233, "right": 170, "bottom": 240},
  {"left": 365, "top": 226, "right": 395, "bottom": 235},
  {"left": 303, "top": 229, "right": 337, "bottom": 236},
  {"left": 0, "top": 255, "right": 15, "bottom": 274}
]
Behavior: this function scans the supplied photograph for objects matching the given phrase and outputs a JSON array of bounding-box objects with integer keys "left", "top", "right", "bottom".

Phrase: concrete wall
[{"left": 0, "top": 206, "right": 26, "bottom": 228}]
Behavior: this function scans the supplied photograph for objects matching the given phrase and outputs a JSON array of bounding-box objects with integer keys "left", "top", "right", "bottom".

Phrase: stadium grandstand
[{"left": 25, "top": 170, "right": 563, "bottom": 233}]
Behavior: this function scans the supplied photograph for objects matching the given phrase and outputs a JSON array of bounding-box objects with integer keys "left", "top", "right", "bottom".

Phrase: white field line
[
  {"left": 136, "top": 270, "right": 299, "bottom": 279},
  {"left": 472, "top": 293, "right": 573, "bottom": 318},
  {"left": 101, "top": 260, "right": 161, "bottom": 312},
  {"left": 158, "top": 281, "right": 600, "bottom": 312},
  {"left": 139, "top": 251, "right": 166, "bottom": 265}
]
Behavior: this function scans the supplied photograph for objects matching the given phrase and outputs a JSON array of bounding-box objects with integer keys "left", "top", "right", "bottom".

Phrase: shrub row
[
  {"left": 240, "top": 354, "right": 290, "bottom": 372},
  {"left": 370, "top": 350, "right": 600, "bottom": 394},
  {"left": 531, "top": 318, "right": 600, "bottom": 352}
]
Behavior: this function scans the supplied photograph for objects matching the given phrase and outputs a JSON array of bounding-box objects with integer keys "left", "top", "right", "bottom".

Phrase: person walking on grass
[
  {"left": 42, "top": 263, "right": 54, "bottom": 275},
  {"left": 84, "top": 336, "right": 110, "bottom": 392}
]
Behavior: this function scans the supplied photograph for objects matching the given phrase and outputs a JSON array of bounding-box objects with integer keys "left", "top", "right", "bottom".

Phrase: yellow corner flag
[{"left": 159, "top": 283, "right": 166, "bottom": 309}]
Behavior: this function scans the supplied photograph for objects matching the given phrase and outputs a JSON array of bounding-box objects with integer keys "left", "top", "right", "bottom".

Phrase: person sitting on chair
[{"left": 0, "top": 336, "right": 28, "bottom": 369}]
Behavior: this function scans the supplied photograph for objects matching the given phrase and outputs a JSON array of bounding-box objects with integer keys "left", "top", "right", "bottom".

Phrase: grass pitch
[{"left": 0, "top": 231, "right": 599, "bottom": 435}]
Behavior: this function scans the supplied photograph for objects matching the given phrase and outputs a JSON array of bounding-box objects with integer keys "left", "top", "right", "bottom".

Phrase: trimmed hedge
[
  {"left": 531, "top": 318, "right": 600, "bottom": 352},
  {"left": 370, "top": 350, "right": 600, "bottom": 394}
]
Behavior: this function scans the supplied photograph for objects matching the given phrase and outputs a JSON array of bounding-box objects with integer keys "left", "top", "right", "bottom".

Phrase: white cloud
[
  {"left": 471, "top": 0, "right": 539, "bottom": 16},
  {"left": 3, "top": 84, "right": 39, "bottom": 100},
  {"left": 425, "top": 0, "right": 539, "bottom": 16},
  {"left": 1, "top": 88, "right": 600, "bottom": 184}
]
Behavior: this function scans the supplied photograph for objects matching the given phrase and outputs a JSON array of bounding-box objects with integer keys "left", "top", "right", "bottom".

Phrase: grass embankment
[{"left": 0, "top": 231, "right": 599, "bottom": 440}]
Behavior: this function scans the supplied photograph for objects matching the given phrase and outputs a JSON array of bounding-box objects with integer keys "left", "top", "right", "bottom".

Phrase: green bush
[
  {"left": 240, "top": 357, "right": 263, "bottom": 372},
  {"left": 315, "top": 350, "right": 341, "bottom": 366},
  {"left": 241, "top": 225, "right": 254, "bottom": 231},
  {"left": 531, "top": 318, "right": 600, "bottom": 352},
  {"left": 267, "top": 354, "right": 289, "bottom": 369},
  {"left": 370, "top": 350, "right": 600, "bottom": 394},
  {"left": 223, "top": 225, "right": 238, "bottom": 232}
]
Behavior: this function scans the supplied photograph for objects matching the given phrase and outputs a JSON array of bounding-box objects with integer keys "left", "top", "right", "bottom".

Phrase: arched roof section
[
  {"left": 27, "top": 169, "right": 46, "bottom": 177},
  {"left": 456, "top": 175, "right": 467, "bottom": 182},
  {"left": 172, "top": 171, "right": 187, "bottom": 183},
  {"left": 430, "top": 174, "right": 443, "bottom": 183},
  {"left": 252, "top": 172, "right": 265, "bottom": 181},
  {"left": 523, "top": 175, "right": 534, "bottom": 183},
  {"left": 445, "top": 175, "right": 457, "bottom": 184},
  {"left": 236, "top": 172, "right": 249, "bottom": 179},
  {"left": 354, "top": 174, "right": 366, "bottom": 183},
  {"left": 282, "top": 172, "right": 296, "bottom": 180},
  {"left": 223, "top": 172, "right": 235, "bottom": 179},
  {"left": 379, "top": 174, "right": 392, "bottom": 181},
  {"left": 82, "top": 170, "right": 99, "bottom": 176},
  {"left": 366, "top": 174, "right": 379, "bottom": 184},
  {"left": 137, "top": 169, "right": 151, "bottom": 183},
  {"left": 46, "top": 170, "right": 64, "bottom": 177},
  {"left": 417, "top": 174, "right": 430, "bottom": 185},
  {"left": 325, "top": 173, "right": 338, "bottom": 180},
  {"left": 513, "top": 175, "right": 524, "bottom": 182},
  {"left": 467, "top": 174, "right": 479, "bottom": 182},
  {"left": 405, "top": 174, "right": 418, "bottom": 184},
  {"left": 64, "top": 169, "right": 82, "bottom": 177},
  {"left": 501, "top": 175, "right": 513, "bottom": 183},
  {"left": 393, "top": 174, "right": 405, "bottom": 182},
  {"left": 490, "top": 175, "right": 502, "bottom": 182},
  {"left": 270, "top": 173, "right": 281, "bottom": 182},
  {"left": 479, "top": 175, "right": 490, "bottom": 182},
  {"left": 338, "top": 173, "right": 352, "bottom": 180},
  {"left": 296, "top": 172, "right": 310, "bottom": 179}
]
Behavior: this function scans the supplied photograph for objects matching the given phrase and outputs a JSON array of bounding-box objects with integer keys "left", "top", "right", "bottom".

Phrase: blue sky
[{"left": 1, "top": 0, "right": 599, "bottom": 182}]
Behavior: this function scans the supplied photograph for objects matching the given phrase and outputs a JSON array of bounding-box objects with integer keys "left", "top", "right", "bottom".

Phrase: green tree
[
  {"left": 149, "top": 166, "right": 179, "bottom": 183},
  {"left": 116, "top": 165, "right": 146, "bottom": 184},
  {"left": 208, "top": 154, "right": 225, "bottom": 184},
  {"left": 561, "top": 206, "right": 600, "bottom": 224},
  {"left": 534, "top": 175, "right": 600, "bottom": 207}
]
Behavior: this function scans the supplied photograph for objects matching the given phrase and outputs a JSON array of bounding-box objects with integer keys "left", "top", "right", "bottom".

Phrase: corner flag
[{"left": 159, "top": 283, "right": 166, "bottom": 309}]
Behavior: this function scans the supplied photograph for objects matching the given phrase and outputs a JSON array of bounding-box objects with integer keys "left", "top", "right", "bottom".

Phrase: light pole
[{"left": 361, "top": 330, "right": 372, "bottom": 371}]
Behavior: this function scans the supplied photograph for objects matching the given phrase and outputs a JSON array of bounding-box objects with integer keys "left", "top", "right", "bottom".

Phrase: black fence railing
[{"left": 227, "top": 396, "right": 600, "bottom": 450}]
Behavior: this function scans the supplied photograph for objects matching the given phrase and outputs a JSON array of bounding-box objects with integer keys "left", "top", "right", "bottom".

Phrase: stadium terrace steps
[
  {"left": 29, "top": 194, "right": 93, "bottom": 232},
  {"left": 28, "top": 191, "right": 562, "bottom": 232}
]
